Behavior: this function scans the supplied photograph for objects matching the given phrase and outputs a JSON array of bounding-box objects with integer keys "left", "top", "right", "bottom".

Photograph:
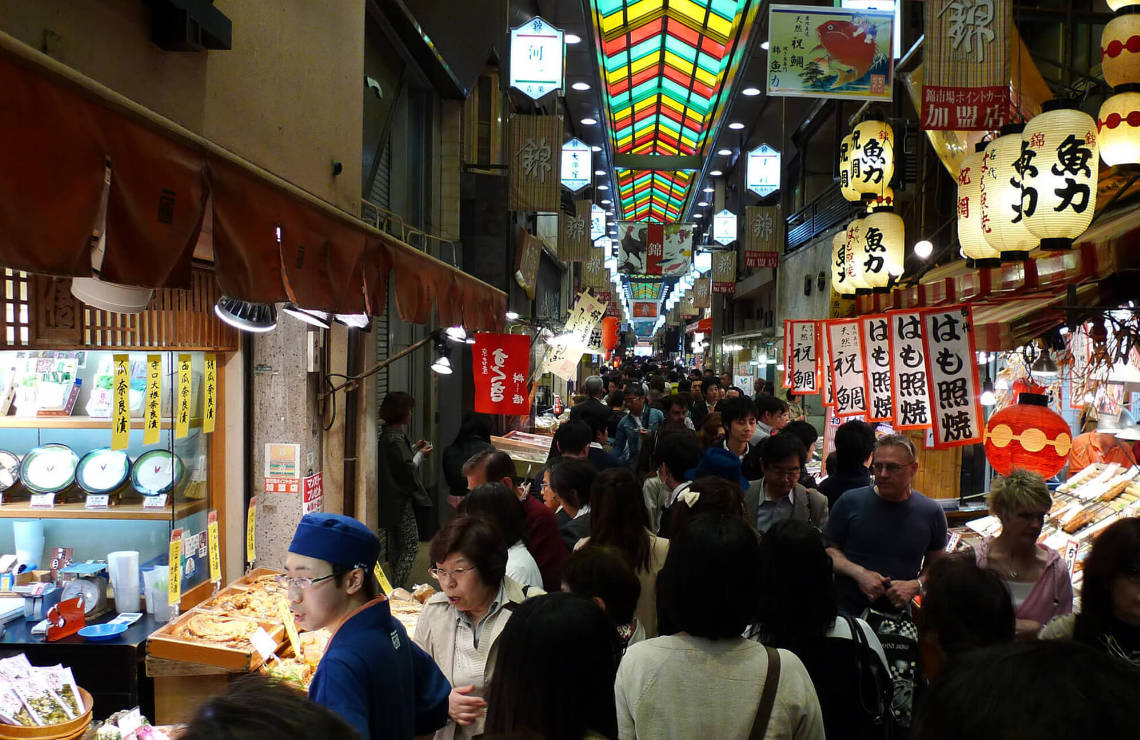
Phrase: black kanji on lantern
[{"left": 1010, "top": 141, "right": 1039, "bottom": 223}]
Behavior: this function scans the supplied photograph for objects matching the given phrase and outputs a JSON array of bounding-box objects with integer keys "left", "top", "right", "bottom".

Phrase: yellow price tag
[
  {"left": 277, "top": 599, "right": 301, "bottom": 657},
  {"left": 168, "top": 529, "right": 183, "bottom": 607},
  {"left": 175, "top": 354, "right": 192, "bottom": 439},
  {"left": 203, "top": 353, "right": 217, "bottom": 434},
  {"left": 111, "top": 354, "right": 130, "bottom": 451},
  {"left": 246, "top": 497, "right": 257, "bottom": 565},
  {"left": 373, "top": 563, "right": 393, "bottom": 595},
  {"left": 143, "top": 354, "right": 162, "bottom": 445},
  {"left": 207, "top": 510, "right": 222, "bottom": 584}
]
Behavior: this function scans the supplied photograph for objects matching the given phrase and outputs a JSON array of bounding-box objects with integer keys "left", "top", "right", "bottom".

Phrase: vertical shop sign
[
  {"left": 744, "top": 206, "right": 782, "bottom": 268},
  {"left": 472, "top": 333, "right": 532, "bottom": 415},
  {"left": 860, "top": 315, "right": 894, "bottom": 423},
  {"left": 819, "top": 324, "right": 834, "bottom": 407},
  {"left": 514, "top": 228, "right": 543, "bottom": 299},
  {"left": 581, "top": 245, "right": 609, "bottom": 290},
  {"left": 561, "top": 139, "right": 591, "bottom": 191},
  {"left": 921, "top": 0, "right": 1012, "bottom": 131},
  {"left": 561, "top": 200, "right": 592, "bottom": 262},
  {"left": 168, "top": 528, "right": 183, "bottom": 606},
  {"left": 590, "top": 205, "right": 606, "bottom": 240},
  {"left": 788, "top": 320, "right": 821, "bottom": 395},
  {"left": 922, "top": 304, "right": 984, "bottom": 447},
  {"left": 644, "top": 223, "right": 666, "bottom": 275},
  {"left": 302, "top": 472, "right": 324, "bottom": 514},
  {"left": 826, "top": 320, "right": 867, "bottom": 416},
  {"left": 543, "top": 291, "right": 605, "bottom": 380},
  {"left": 144, "top": 354, "right": 162, "bottom": 445},
  {"left": 712, "top": 210, "right": 738, "bottom": 246},
  {"left": 176, "top": 354, "right": 192, "bottom": 439},
  {"left": 692, "top": 277, "right": 712, "bottom": 307},
  {"left": 203, "top": 353, "right": 217, "bottom": 434},
  {"left": 746, "top": 144, "right": 781, "bottom": 197},
  {"left": 712, "top": 251, "right": 736, "bottom": 294},
  {"left": 246, "top": 497, "right": 257, "bottom": 567},
  {"left": 112, "top": 353, "right": 130, "bottom": 450},
  {"left": 888, "top": 310, "right": 933, "bottom": 429},
  {"left": 509, "top": 17, "right": 564, "bottom": 100},
  {"left": 207, "top": 510, "right": 221, "bottom": 585},
  {"left": 508, "top": 115, "right": 562, "bottom": 212}
]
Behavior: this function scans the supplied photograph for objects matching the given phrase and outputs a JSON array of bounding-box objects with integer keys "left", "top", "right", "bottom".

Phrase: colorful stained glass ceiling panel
[{"left": 630, "top": 281, "right": 663, "bottom": 300}]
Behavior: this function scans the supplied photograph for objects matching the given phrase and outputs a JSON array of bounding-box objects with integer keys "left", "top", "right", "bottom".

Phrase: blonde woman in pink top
[{"left": 974, "top": 470, "right": 1073, "bottom": 639}]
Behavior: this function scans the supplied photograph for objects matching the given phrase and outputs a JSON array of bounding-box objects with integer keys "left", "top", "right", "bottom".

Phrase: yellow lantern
[
  {"left": 831, "top": 229, "right": 853, "bottom": 297},
  {"left": 1098, "top": 91, "right": 1140, "bottom": 166},
  {"left": 865, "top": 186, "right": 895, "bottom": 213},
  {"left": 839, "top": 134, "right": 860, "bottom": 202},
  {"left": 958, "top": 143, "right": 1001, "bottom": 265},
  {"left": 1108, "top": 0, "right": 1140, "bottom": 12},
  {"left": 1102, "top": 12, "right": 1140, "bottom": 88},
  {"left": 862, "top": 208, "right": 904, "bottom": 292},
  {"left": 1021, "top": 101, "right": 1099, "bottom": 250},
  {"left": 845, "top": 216, "right": 871, "bottom": 294},
  {"left": 980, "top": 123, "right": 1040, "bottom": 261},
  {"left": 850, "top": 119, "right": 895, "bottom": 201}
]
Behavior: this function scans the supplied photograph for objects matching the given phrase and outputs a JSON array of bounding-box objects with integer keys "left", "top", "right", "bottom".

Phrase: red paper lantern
[
  {"left": 984, "top": 393, "right": 1072, "bottom": 478},
  {"left": 601, "top": 317, "right": 620, "bottom": 359}
]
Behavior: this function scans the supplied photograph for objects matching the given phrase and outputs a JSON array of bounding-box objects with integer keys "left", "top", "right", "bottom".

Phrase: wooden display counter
[{"left": 492, "top": 430, "right": 552, "bottom": 477}]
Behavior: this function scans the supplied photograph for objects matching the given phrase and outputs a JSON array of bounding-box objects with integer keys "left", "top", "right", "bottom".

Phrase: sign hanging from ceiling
[
  {"left": 765, "top": 5, "right": 894, "bottom": 101},
  {"left": 616, "top": 222, "right": 694, "bottom": 276},
  {"left": 591, "top": 205, "right": 606, "bottom": 239},
  {"left": 561, "top": 138, "right": 591, "bottom": 191},
  {"left": 746, "top": 144, "right": 781, "bottom": 197},
  {"left": 632, "top": 301, "right": 659, "bottom": 318},
  {"left": 509, "top": 17, "right": 564, "bottom": 101},
  {"left": 920, "top": 0, "right": 1011, "bottom": 130},
  {"left": 712, "top": 210, "right": 738, "bottom": 246}
]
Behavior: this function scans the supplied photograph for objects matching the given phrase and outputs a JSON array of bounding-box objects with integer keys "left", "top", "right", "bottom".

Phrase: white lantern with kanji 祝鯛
[
  {"left": 831, "top": 229, "right": 853, "bottom": 297},
  {"left": 839, "top": 133, "right": 860, "bottom": 202},
  {"left": 844, "top": 216, "right": 871, "bottom": 294},
  {"left": 980, "top": 123, "right": 1040, "bottom": 261},
  {"left": 1021, "top": 100, "right": 1099, "bottom": 250},
  {"left": 862, "top": 208, "right": 904, "bottom": 291},
  {"left": 850, "top": 119, "right": 894, "bottom": 201},
  {"left": 958, "top": 143, "right": 1001, "bottom": 265},
  {"left": 1098, "top": 91, "right": 1140, "bottom": 166}
]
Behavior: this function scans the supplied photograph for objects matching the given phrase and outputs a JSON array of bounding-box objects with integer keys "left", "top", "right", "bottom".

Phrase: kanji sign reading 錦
[
  {"left": 712, "top": 251, "right": 736, "bottom": 294},
  {"left": 508, "top": 115, "right": 561, "bottom": 212},
  {"left": 922, "top": 305, "right": 984, "bottom": 447},
  {"left": 510, "top": 17, "right": 564, "bottom": 101},
  {"left": 746, "top": 144, "right": 781, "bottom": 197},
  {"left": 473, "top": 333, "right": 532, "bottom": 416},
  {"left": 921, "top": 0, "right": 1012, "bottom": 131},
  {"left": 860, "top": 315, "right": 894, "bottom": 423},
  {"left": 826, "top": 320, "right": 867, "bottom": 417},
  {"left": 744, "top": 206, "right": 781, "bottom": 268},
  {"left": 887, "top": 310, "right": 933, "bottom": 429},
  {"left": 786, "top": 320, "right": 820, "bottom": 395}
]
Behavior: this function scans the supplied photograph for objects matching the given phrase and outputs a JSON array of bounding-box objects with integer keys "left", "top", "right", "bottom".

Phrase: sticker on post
[
  {"left": 85, "top": 495, "right": 110, "bottom": 510},
  {"left": 143, "top": 495, "right": 168, "bottom": 509},
  {"left": 30, "top": 493, "right": 55, "bottom": 508},
  {"left": 249, "top": 627, "right": 279, "bottom": 662}
]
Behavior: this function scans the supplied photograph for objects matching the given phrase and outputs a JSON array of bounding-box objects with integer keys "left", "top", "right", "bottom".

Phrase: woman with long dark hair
[
  {"left": 578, "top": 468, "right": 669, "bottom": 637},
  {"left": 483, "top": 593, "right": 619, "bottom": 740}
]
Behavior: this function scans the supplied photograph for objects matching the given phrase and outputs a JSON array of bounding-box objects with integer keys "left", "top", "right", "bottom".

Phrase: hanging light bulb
[
  {"left": 980, "top": 378, "right": 996, "bottom": 407},
  {"left": 1031, "top": 348, "right": 1060, "bottom": 377},
  {"left": 913, "top": 239, "right": 933, "bottom": 259},
  {"left": 958, "top": 142, "right": 1002, "bottom": 266},
  {"left": 980, "top": 123, "right": 1040, "bottom": 261},
  {"left": 850, "top": 119, "right": 895, "bottom": 202},
  {"left": 995, "top": 376, "right": 1011, "bottom": 391},
  {"left": 1021, "top": 99, "right": 1099, "bottom": 250},
  {"left": 506, "top": 310, "right": 520, "bottom": 320},
  {"left": 431, "top": 337, "right": 453, "bottom": 375}
]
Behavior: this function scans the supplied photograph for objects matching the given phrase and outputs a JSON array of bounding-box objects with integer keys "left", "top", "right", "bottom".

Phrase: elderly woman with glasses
[
  {"left": 282, "top": 513, "right": 450, "bottom": 740},
  {"left": 414, "top": 515, "right": 543, "bottom": 740}
]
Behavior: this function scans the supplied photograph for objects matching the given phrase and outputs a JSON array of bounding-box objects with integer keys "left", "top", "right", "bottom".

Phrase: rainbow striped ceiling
[
  {"left": 629, "top": 281, "right": 663, "bottom": 300},
  {"left": 590, "top": 0, "right": 753, "bottom": 223}
]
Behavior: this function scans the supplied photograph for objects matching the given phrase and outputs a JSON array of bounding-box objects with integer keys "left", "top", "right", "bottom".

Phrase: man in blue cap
[{"left": 284, "top": 512, "right": 450, "bottom": 739}]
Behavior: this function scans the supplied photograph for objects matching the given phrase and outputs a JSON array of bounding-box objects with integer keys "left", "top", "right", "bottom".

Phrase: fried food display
[{"left": 173, "top": 613, "right": 259, "bottom": 647}]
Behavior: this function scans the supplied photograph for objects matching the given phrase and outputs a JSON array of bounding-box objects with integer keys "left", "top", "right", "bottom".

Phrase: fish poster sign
[
  {"left": 616, "top": 222, "right": 693, "bottom": 276},
  {"left": 766, "top": 5, "right": 894, "bottom": 102}
]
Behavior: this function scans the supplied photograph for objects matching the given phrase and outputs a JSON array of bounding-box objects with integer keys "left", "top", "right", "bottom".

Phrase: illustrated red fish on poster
[
  {"left": 472, "top": 333, "right": 531, "bottom": 416},
  {"left": 766, "top": 5, "right": 894, "bottom": 102}
]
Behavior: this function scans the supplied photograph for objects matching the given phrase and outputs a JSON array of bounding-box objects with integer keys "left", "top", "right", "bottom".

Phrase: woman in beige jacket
[{"left": 414, "top": 515, "right": 542, "bottom": 740}]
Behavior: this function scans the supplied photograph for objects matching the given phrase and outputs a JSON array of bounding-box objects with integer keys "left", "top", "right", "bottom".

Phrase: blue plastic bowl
[{"left": 78, "top": 623, "right": 128, "bottom": 641}]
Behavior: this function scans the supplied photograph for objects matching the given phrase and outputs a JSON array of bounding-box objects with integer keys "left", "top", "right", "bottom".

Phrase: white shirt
[{"left": 506, "top": 541, "right": 543, "bottom": 590}]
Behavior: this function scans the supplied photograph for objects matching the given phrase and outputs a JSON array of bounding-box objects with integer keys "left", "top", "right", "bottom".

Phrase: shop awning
[
  {"left": 970, "top": 295, "right": 1062, "bottom": 353},
  {"left": 0, "top": 32, "right": 505, "bottom": 330}
]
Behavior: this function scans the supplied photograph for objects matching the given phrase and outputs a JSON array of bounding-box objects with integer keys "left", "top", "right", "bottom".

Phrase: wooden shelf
[
  {"left": 0, "top": 416, "right": 202, "bottom": 430},
  {"left": 0, "top": 497, "right": 206, "bottom": 521}
]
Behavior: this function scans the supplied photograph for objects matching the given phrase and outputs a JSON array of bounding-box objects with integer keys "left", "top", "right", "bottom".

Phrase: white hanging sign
[
  {"left": 922, "top": 305, "right": 984, "bottom": 447},
  {"left": 509, "top": 17, "right": 564, "bottom": 101},
  {"left": 591, "top": 205, "right": 606, "bottom": 240},
  {"left": 887, "top": 310, "right": 933, "bottom": 429},
  {"left": 826, "top": 320, "right": 868, "bottom": 417},
  {"left": 746, "top": 144, "right": 781, "bottom": 197},
  {"left": 788, "top": 320, "right": 820, "bottom": 394},
  {"left": 712, "top": 209, "right": 737, "bottom": 246},
  {"left": 860, "top": 315, "right": 893, "bottom": 423},
  {"left": 561, "top": 138, "right": 591, "bottom": 191}
]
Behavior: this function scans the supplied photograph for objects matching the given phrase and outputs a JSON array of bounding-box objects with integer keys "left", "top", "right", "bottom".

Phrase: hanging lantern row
[
  {"left": 839, "top": 121, "right": 895, "bottom": 204},
  {"left": 1100, "top": 7, "right": 1140, "bottom": 168}
]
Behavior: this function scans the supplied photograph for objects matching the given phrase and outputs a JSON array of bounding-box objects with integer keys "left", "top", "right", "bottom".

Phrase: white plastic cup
[
  {"left": 107, "top": 550, "right": 140, "bottom": 613},
  {"left": 12, "top": 520, "right": 44, "bottom": 571},
  {"left": 146, "top": 565, "right": 174, "bottom": 621}
]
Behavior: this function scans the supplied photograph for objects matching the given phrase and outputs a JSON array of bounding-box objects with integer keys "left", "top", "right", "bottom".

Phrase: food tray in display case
[
  {"left": 131, "top": 450, "right": 184, "bottom": 497},
  {"left": 18, "top": 445, "right": 79, "bottom": 503}
]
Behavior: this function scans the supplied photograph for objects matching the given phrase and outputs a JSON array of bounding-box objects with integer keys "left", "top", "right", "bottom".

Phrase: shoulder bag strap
[{"left": 749, "top": 646, "right": 782, "bottom": 740}]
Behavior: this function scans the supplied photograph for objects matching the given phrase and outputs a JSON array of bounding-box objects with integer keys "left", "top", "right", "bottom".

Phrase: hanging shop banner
[
  {"left": 826, "top": 320, "right": 868, "bottom": 417},
  {"left": 692, "top": 277, "right": 712, "bottom": 308},
  {"left": 820, "top": 324, "right": 834, "bottom": 407},
  {"left": 473, "top": 333, "right": 533, "bottom": 416},
  {"left": 787, "top": 320, "right": 821, "bottom": 395},
  {"left": 633, "top": 301, "right": 658, "bottom": 318},
  {"left": 246, "top": 497, "right": 257, "bottom": 566},
  {"left": 203, "top": 352, "right": 217, "bottom": 434},
  {"left": 712, "top": 210, "right": 737, "bottom": 246},
  {"left": 168, "top": 529, "right": 182, "bottom": 606},
  {"left": 514, "top": 228, "right": 543, "bottom": 299},
  {"left": 746, "top": 144, "right": 781, "bottom": 197},
  {"left": 1069, "top": 325, "right": 1091, "bottom": 410},
  {"left": 560, "top": 200, "right": 591, "bottom": 262},
  {"left": 920, "top": 0, "right": 1012, "bottom": 131},
  {"left": 590, "top": 205, "right": 606, "bottom": 240},
  {"left": 509, "top": 17, "right": 564, "bottom": 101},
  {"left": 207, "top": 510, "right": 221, "bottom": 585},
  {"left": 744, "top": 206, "right": 782, "bottom": 268},
  {"left": 922, "top": 305, "right": 984, "bottom": 447},
  {"left": 561, "top": 139, "right": 591, "bottom": 191},
  {"left": 543, "top": 291, "right": 605, "bottom": 380},
  {"left": 783, "top": 326, "right": 794, "bottom": 389},
  {"left": 112, "top": 353, "right": 130, "bottom": 451},
  {"left": 508, "top": 115, "right": 561, "bottom": 212},
  {"left": 887, "top": 310, "right": 933, "bottom": 429},
  {"left": 712, "top": 251, "right": 736, "bottom": 294},
  {"left": 766, "top": 5, "right": 894, "bottom": 101},
  {"left": 581, "top": 246, "right": 609, "bottom": 290},
  {"left": 144, "top": 354, "right": 162, "bottom": 445},
  {"left": 616, "top": 222, "right": 693, "bottom": 276},
  {"left": 860, "top": 315, "right": 894, "bottom": 423},
  {"left": 679, "top": 294, "right": 697, "bottom": 318},
  {"left": 176, "top": 353, "right": 192, "bottom": 439}
]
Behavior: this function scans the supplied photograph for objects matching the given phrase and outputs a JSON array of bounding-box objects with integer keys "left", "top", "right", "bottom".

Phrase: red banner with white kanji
[
  {"left": 473, "top": 333, "right": 532, "bottom": 415},
  {"left": 922, "top": 304, "right": 984, "bottom": 447},
  {"left": 644, "top": 224, "right": 665, "bottom": 275}
]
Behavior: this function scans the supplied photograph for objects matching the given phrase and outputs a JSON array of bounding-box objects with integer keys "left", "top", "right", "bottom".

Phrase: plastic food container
[
  {"left": 131, "top": 450, "right": 183, "bottom": 496},
  {"left": 0, "top": 451, "right": 21, "bottom": 492},
  {"left": 19, "top": 445, "right": 79, "bottom": 494},
  {"left": 75, "top": 449, "right": 131, "bottom": 495}
]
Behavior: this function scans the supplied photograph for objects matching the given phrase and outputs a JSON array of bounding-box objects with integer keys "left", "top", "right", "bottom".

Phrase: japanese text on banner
[
  {"left": 744, "top": 206, "right": 782, "bottom": 269},
  {"left": 207, "top": 510, "right": 221, "bottom": 584},
  {"left": 203, "top": 353, "right": 217, "bottom": 434},
  {"left": 789, "top": 320, "right": 820, "bottom": 395},
  {"left": 826, "top": 320, "right": 867, "bottom": 416},
  {"left": 888, "top": 311, "right": 933, "bottom": 429},
  {"left": 783, "top": 323, "right": 794, "bottom": 389},
  {"left": 474, "top": 334, "right": 532, "bottom": 415},
  {"left": 712, "top": 251, "right": 736, "bottom": 293},
  {"left": 176, "top": 354, "right": 192, "bottom": 439},
  {"left": 112, "top": 353, "right": 130, "bottom": 450},
  {"left": 820, "top": 324, "right": 834, "bottom": 407},
  {"left": 144, "top": 355, "right": 162, "bottom": 445},
  {"left": 860, "top": 315, "right": 894, "bottom": 422},
  {"left": 168, "top": 529, "right": 182, "bottom": 606},
  {"left": 923, "top": 305, "right": 984, "bottom": 446},
  {"left": 246, "top": 497, "right": 257, "bottom": 565},
  {"left": 921, "top": 0, "right": 1012, "bottom": 131},
  {"left": 543, "top": 291, "right": 605, "bottom": 380}
]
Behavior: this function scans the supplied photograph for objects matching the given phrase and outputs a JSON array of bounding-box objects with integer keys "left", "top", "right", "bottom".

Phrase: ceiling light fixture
[
  {"left": 431, "top": 337, "right": 453, "bottom": 375},
  {"left": 703, "top": 186, "right": 715, "bottom": 193},
  {"left": 742, "top": 87, "right": 761, "bottom": 96},
  {"left": 334, "top": 313, "right": 372, "bottom": 330},
  {"left": 597, "top": 184, "right": 608, "bottom": 190},
  {"left": 601, "top": 199, "right": 611, "bottom": 204},
  {"left": 1031, "top": 348, "right": 1060, "bottom": 378},
  {"left": 761, "top": 41, "right": 770, "bottom": 50},
  {"left": 717, "top": 148, "right": 732, "bottom": 156},
  {"left": 979, "top": 377, "right": 996, "bottom": 407},
  {"left": 728, "top": 122, "right": 745, "bottom": 130},
  {"left": 595, "top": 169, "right": 606, "bottom": 175},
  {"left": 697, "top": 201, "right": 709, "bottom": 207},
  {"left": 581, "top": 117, "right": 597, "bottom": 125},
  {"left": 506, "top": 311, "right": 520, "bottom": 321},
  {"left": 571, "top": 81, "right": 591, "bottom": 91},
  {"left": 709, "top": 169, "right": 723, "bottom": 176},
  {"left": 215, "top": 296, "right": 277, "bottom": 333},
  {"left": 565, "top": 33, "right": 582, "bottom": 44},
  {"left": 282, "top": 304, "right": 331, "bottom": 329},
  {"left": 590, "top": 145, "right": 601, "bottom": 152},
  {"left": 914, "top": 240, "right": 934, "bottom": 259}
]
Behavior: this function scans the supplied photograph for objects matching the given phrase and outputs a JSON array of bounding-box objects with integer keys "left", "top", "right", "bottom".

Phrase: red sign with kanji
[
  {"left": 644, "top": 224, "right": 665, "bottom": 275},
  {"left": 473, "top": 333, "right": 532, "bottom": 415}
]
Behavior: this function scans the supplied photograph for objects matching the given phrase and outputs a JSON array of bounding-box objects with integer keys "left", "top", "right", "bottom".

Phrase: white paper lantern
[
  {"left": 865, "top": 186, "right": 895, "bottom": 213},
  {"left": 1021, "top": 101, "right": 1099, "bottom": 250},
  {"left": 839, "top": 133, "right": 860, "bottom": 202},
  {"left": 1107, "top": 0, "right": 1140, "bottom": 13},
  {"left": 1101, "top": 11, "right": 1140, "bottom": 88},
  {"left": 1098, "top": 91, "right": 1140, "bottom": 166},
  {"left": 862, "top": 208, "right": 905, "bottom": 291},
  {"left": 850, "top": 119, "right": 895, "bottom": 201},
  {"left": 980, "top": 123, "right": 1040, "bottom": 261},
  {"left": 957, "top": 143, "right": 1001, "bottom": 265},
  {"left": 831, "top": 230, "right": 852, "bottom": 296},
  {"left": 845, "top": 216, "right": 871, "bottom": 294}
]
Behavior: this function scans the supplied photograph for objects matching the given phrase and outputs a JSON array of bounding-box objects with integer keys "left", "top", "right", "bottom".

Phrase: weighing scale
[{"left": 59, "top": 562, "right": 110, "bottom": 620}]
